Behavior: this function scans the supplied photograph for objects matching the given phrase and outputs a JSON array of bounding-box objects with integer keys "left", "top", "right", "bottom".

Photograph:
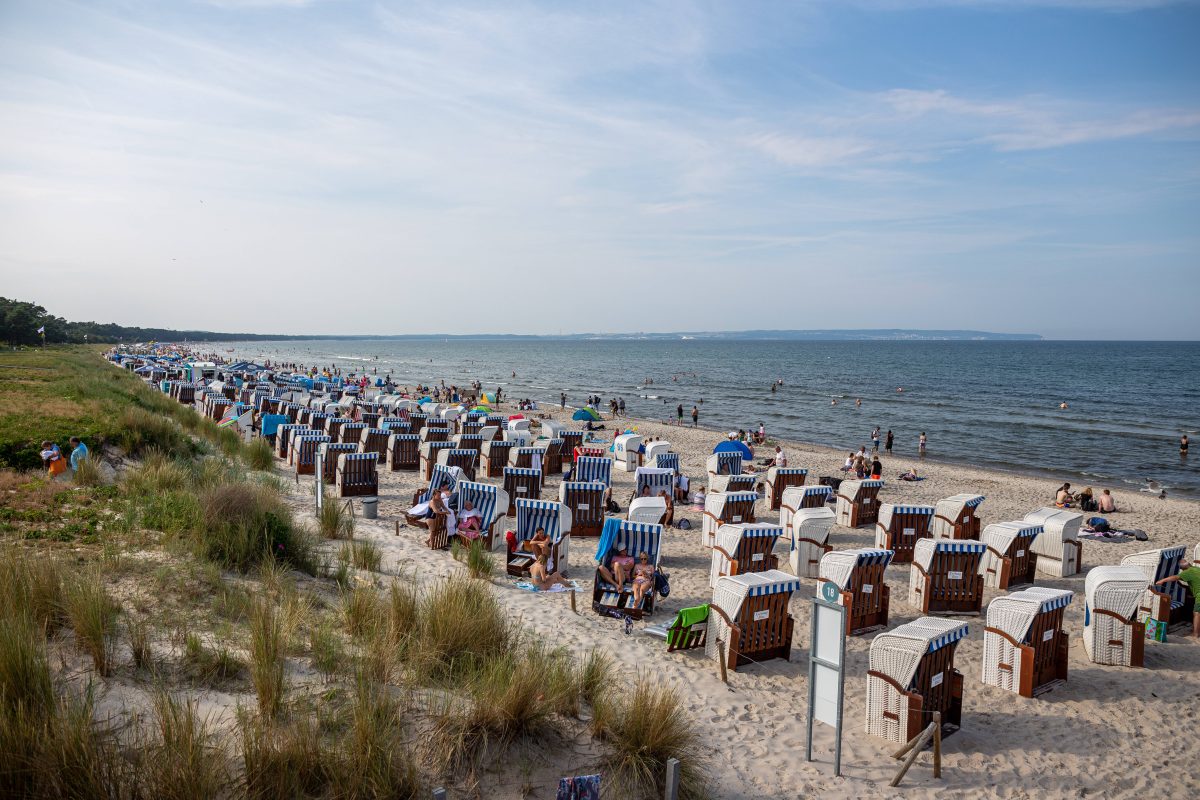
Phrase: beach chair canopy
[
  {"left": 454, "top": 481, "right": 508, "bottom": 530},
  {"left": 913, "top": 538, "right": 988, "bottom": 571},
  {"left": 1120, "top": 546, "right": 1189, "bottom": 610},
  {"left": 514, "top": 499, "right": 572, "bottom": 544},
  {"left": 1084, "top": 566, "right": 1149, "bottom": 621},
  {"left": 785, "top": 507, "right": 834, "bottom": 547},
  {"left": 654, "top": 452, "right": 681, "bottom": 474},
  {"left": 574, "top": 456, "right": 612, "bottom": 487},
  {"left": 780, "top": 485, "right": 832, "bottom": 511},
  {"left": 869, "top": 618, "right": 969, "bottom": 689},
  {"left": 627, "top": 496, "right": 667, "bottom": 525},
  {"left": 714, "top": 523, "right": 782, "bottom": 557},
  {"left": 820, "top": 548, "right": 894, "bottom": 590},
  {"left": 878, "top": 504, "right": 935, "bottom": 528},
  {"left": 705, "top": 490, "right": 758, "bottom": 522},
  {"left": 707, "top": 452, "right": 744, "bottom": 475},
  {"left": 635, "top": 467, "right": 674, "bottom": 497},
  {"left": 982, "top": 521, "right": 1042, "bottom": 553},
  {"left": 987, "top": 588, "right": 1073, "bottom": 642},
  {"left": 1023, "top": 507, "right": 1083, "bottom": 539},
  {"left": 594, "top": 519, "right": 664, "bottom": 566},
  {"left": 706, "top": 569, "right": 802, "bottom": 658}
]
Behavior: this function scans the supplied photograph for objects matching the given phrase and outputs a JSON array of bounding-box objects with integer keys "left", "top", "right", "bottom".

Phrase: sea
[{"left": 205, "top": 339, "right": 1200, "bottom": 498}]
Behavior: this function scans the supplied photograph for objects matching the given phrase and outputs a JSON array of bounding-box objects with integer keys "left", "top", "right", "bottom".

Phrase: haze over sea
[{"left": 211, "top": 338, "right": 1200, "bottom": 498}]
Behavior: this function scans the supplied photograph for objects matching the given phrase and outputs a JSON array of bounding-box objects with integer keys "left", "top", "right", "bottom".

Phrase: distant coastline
[{"left": 185, "top": 328, "right": 1042, "bottom": 343}]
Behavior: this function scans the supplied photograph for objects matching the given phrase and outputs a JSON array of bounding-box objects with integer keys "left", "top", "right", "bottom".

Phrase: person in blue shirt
[{"left": 69, "top": 437, "right": 89, "bottom": 471}]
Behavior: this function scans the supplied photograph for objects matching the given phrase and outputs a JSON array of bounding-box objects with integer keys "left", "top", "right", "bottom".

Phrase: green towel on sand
[{"left": 667, "top": 604, "right": 709, "bottom": 647}]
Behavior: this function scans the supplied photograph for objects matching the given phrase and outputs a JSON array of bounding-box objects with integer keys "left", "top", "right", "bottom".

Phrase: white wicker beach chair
[
  {"left": 612, "top": 433, "right": 642, "bottom": 472},
  {"left": 709, "top": 523, "right": 782, "bottom": 587},
  {"left": 982, "top": 588, "right": 1073, "bottom": 697},
  {"left": 819, "top": 548, "right": 894, "bottom": 635},
  {"left": 835, "top": 479, "right": 884, "bottom": 528},
  {"left": 764, "top": 467, "right": 808, "bottom": 511},
  {"left": 866, "top": 617, "right": 969, "bottom": 744},
  {"left": 910, "top": 539, "right": 988, "bottom": 615},
  {"left": 701, "top": 490, "right": 758, "bottom": 548},
  {"left": 634, "top": 466, "right": 675, "bottom": 499},
  {"left": 707, "top": 569, "right": 800, "bottom": 671},
  {"left": 505, "top": 499, "right": 573, "bottom": 577},
  {"left": 875, "top": 504, "right": 935, "bottom": 564},
  {"left": 644, "top": 441, "right": 672, "bottom": 468},
  {"left": 508, "top": 446, "right": 547, "bottom": 472},
  {"left": 783, "top": 507, "right": 834, "bottom": 579},
  {"left": 1120, "top": 546, "right": 1192, "bottom": 628},
  {"left": 931, "top": 494, "right": 986, "bottom": 540},
  {"left": 980, "top": 521, "right": 1042, "bottom": 589},
  {"left": 1023, "top": 507, "right": 1084, "bottom": 577},
  {"left": 706, "top": 452, "right": 744, "bottom": 493},
  {"left": 779, "top": 486, "right": 833, "bottom": 535},
  {"left": 453, "top": 481, "right": 509, "bottom": 551},
  {"left": 1082, "top": 566, "right": 1146, "bottom": 667},
  {"left": 628, "top": 496, "right": 667, "bottom": 526}
]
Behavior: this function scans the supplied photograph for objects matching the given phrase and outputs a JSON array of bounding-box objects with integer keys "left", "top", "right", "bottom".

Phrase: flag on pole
[{"left": 36, "top": 326, "right": 45, "bottom": 334}]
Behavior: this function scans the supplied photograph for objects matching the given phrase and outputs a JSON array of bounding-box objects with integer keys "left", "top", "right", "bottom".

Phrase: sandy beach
[{"left": 266, "top": 401, "right": 1200, "bottom": 799}]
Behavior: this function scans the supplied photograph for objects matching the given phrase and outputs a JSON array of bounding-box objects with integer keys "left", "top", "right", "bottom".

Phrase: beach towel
[
  {"left": 556, "top": 774, "right": 601, "bottom": 800},
  {"left": 513, "top": 578, "right": 583, "bottom": 593},
  {"left": 595, "top": 517, "right": 623, "bottom": 562},
  {"left": 667, "top": 604, "right": 709, "bottom": 647}
]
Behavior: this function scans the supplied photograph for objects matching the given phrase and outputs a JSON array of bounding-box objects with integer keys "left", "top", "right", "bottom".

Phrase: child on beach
[{"left": 1155, "top": 561, "right": 1200, "bottom": 638}]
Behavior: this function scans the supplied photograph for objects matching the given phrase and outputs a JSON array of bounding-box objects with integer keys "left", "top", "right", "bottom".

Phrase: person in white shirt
[{"left": 773, "top": 446, "right": 787, "bottom": 468}]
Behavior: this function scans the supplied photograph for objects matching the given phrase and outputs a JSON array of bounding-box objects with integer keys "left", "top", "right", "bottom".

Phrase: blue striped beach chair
[
  {"left": 502, "top": 467, "right": 543, "bottom": 515},
  {"left": 709, "top": 523, "right": 782, "bottom": 587},
  {"left": 276, "top": 424, "right": 312, "bottom": 459},
  {"left": 867, "top": 618, "right": 969, "bottom": 743},
  {"left": 454, "top": 481, "right": 509, "bottom": 551},
  {"left": 701, "top": 491, "right": 758, "bottom": 548},
  {"left": 339, "top": 422, "right": 368, "bottom": 446},
  {"left": 766, "top": 467, "right": 808, "bottom": 511},
  {"left": 379, "top": 416, "right": 408, "bottom": 430},
  {"left": 910, "top": 539, "right": 987, "bottom": 615},
  {"left": 983, "top": 588, "right": 1073, "bottom": 697},
  {"left": 509, "top": 446, "right": 547, "bottom": 471},
  {"left": 820, "top": 548, "right": 895, "bottom": 635},
  {"left": 1122, "top": 546, "right": 1192, "bottom": 629},
  {"left": 980, "top": 521, "right": 1042, "bottom": 590},
  {"left": 573, "top": 456, "right": 611, "bottom": 488},
  {"left": 559, "top": 481, "right": 605, "bottom": 537},
  {"left": 336, "top": 452, "right": 378, "bottom": 498},
  {"left": 654, "top": 452, "right": 680, "bottom": 475},
  {"left": 932, "top": 494, "right": 986, "bottom": 540},
  {"left": 454, "top": 433, "right": 484, "bottom": 456},
  {"left": 708, "top": 570, "right": 801, "bottom": 670},
  {"left": 634, "top": 466, "right": 674, "bottom": 500},
  {"left": 292, "top": 434, "right": 331, "bottom": 476},
  {"left": 359, "top": 428, "right": 390, "bottom": 464},
  {"left": 437, "top": 447, "right": 477, "bottom": 481},
  {"left": 506, "top": 499, "right": 573, "bottom": 577},
  {"left": 386, "top": 432, "right": 420, "bottom": 471},
  {"left": 706, "top": 452, "right": 744, "bottom": 493},
  {"left": 835, "top": 479, "right": 885, "bottom": 528},
  {"left": 420, "top": 440, "right": 456, "bottom": 480},
  {"left": 481, "top": 439, "right": 517, "bottom": 478},
  {"left": 318, "top": 443, "right": 357, "bottom": 484},
  {"left": 592, "top": 520, "right": 664, "bottom": 619},
  {"left": 875, "top": 504, "right": 935, "bottom": 564}
]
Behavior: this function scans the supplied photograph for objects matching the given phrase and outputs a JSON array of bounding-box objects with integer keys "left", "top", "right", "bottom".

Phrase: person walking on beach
[
  {"left": 918, "top": 432, "right": 927, "bottom": 456},
  {"left": 1155, "top": 561, "right": 1200, "bottom": 638},
  {"left": 676, "top": 404, "right": 684, "bottom": 426},
  {"left": 885, "top": 430, "right": 893, "bottom": 454},
  {"left": 691, "top": 406, "right": 699, "bottom": 427},
  {"left": 618, "top": 397, "right": 626, "bottom": 417},
  {"left": 871, "top": 427, "right": 880, "bottom": 451},
  {"left": 560, "top": 392, "right": 567, "bottom": 409}
]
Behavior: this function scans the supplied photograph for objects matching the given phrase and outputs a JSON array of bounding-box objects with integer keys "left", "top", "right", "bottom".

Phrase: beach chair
[
  {"left": 634, "top": 467, "right": 674, "bottom": 499},
  {"left": 325, "top": 416, "right": 348, "bottom": 441},
  {"left": 542, "top": 439, "right": 565, "bottom": 475},
  {"left": 309, "top": 413, "right": 330, "bottom": 434},
  {"left": 980, "top": 521, "right": 1041, "bottom": 590},
  {"left": 386, "top": 433, "right": 420, "bottom": 472},
  {"left": 560, "top": 431, "right": 585, "bottom": 463},
  {"left": 706, "top": 452, "right": 745, "bottom": 493},
  {"left": 339, "top": 422, "right": 368, "bottom": 446},
  {"left": 783, "top": 507, "right": 834, "bottom": 579},
  {"left": 707, "top": 570, "right": 800, "bottom": 671},
  {"left": 379, "top": 416, "right": 407, "bottom": 431},
  {"left": 454, "top": 432, "right": 484, "bottom": 457},
  {"left": 654, "top": 452, "right": 681, "bottom": 475},
  {"left": 359, "top": 411, "right": 381, "bottom": 429},
  {"left": 592, "top": 520, "right": 664, "bottom": 619},
  {"left": 910, "top": 539, "right": 988, "bottom": 616},
  {"left": 766, "top": 467, "right": 808, "bottom": 511},
  {"left": 702, "top": 491, "right": 758, "bottom": 548},
  {"left": 931, "top": 494, "right": 986, "bottom": 540},
  {"left": 779, "top": 486, "right": 833, "bottom": 531},
  {"left": 820, "top": 548, "right": 895, "bottom": 635},
  {"left": 1023, "top": 508, "right": 1084, "bottom": 578},
  {"left": 866, "top": 618, "right": 969, "bottom": 744},
  {"left": 612, "top": 433, "right": 642, "bottom": 472},
  {"left": 503, "top": 467, "right": 543, "bottom": 515},
  {"left": 460, "top": 420, "right": 484, "bottom": 437},
  {"left": 454, "top": 481, "right": 509, "bottom": 552},
  {"left": 358, "top": 428, "right": 390, "bottom": 464},
  {"left": 663, "top": 605, "right": 710, "bottom": 653},
  {"left": 573, "top": 456, "right": 612, "bottom": 489},
  {"left": 275, "top": 424, "right": 312, "bottom": 459},
  {"left": 503, "top": 429, "right": 532, "bottom": 447},
  {"left": 408, "top": 463, "right": 463, "bottom": 510},
  {"left": 292, "top": 434, "right": 330, "bottom": 477},
  {"left": 627, "top": 496, "right": 667, "bottom": 526},
  {"left": 509, "top": 446, "right": 547, "bottom": 471},
  {"left": 875, "top": 504, "right": 935, "bottom": 564},
  {"left": 420, "top": 440, "right": 455, "bottom": 480},
  {"left": 406, "top": 413, "right": 428, "bottom": 435},
  {"left": 437, "top": 447, "right": 478, "bottom": 481},
  {"left": 481, "top": 439, "right": 517, "bottom": 478},
  {"left": 540, "top": 419, "right": 566, "bottom": 439},
  {"left": 1121, "top": 546, "right": 1192, "bottom": 629},
  {"left": 505, "top": 499, "right": 573, "bottom": 577},
  {"left": 835, "top": 479, "right": 884, "bottom": 529},
  {"left": 336, "top": 453, "right": 378, "bottom": 498},
  {"left": 419, "top": 426, "right": 449, "bottom": 444},
  {"left": 478, "top": 424, "right": 500, "bottom": 443},
  {"left": 710, "top": 523, "right": 782, "bottom": 587},
  {"left": 318, "top": 443, "right": 357, "bottom": 484},
  {"left": 983, "top": 588, "right": 1073, "bottom": 697},
  {"left": 644, "top": 441, "right": 672, "bottom": 468},
  {"left": 1082, "top": 566, "right": 1147, "bottom": 667},
  {"left": 559, "top": 481, "right": 605, "bottom": 537}
]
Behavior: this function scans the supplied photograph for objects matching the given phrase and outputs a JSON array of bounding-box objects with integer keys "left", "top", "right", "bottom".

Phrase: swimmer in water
[
  {"left": 855, "top": 398, "right": 861, "bottom": 408},
  {"left": 896, "top": 387, "right": 903, "bottom": 393},
  {"left": 1060, "top": 401, "right": 1068, "bottom": 409},
  {"left": 831, "top": 399, "right": 837, "bottom": 406}
]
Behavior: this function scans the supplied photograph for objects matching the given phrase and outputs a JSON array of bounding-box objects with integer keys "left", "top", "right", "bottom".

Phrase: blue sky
[{"left": 1, "top": 0, "right": 1197, "bottom": 338}]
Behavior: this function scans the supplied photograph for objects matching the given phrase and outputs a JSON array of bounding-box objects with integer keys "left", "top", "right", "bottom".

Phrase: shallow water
[{"left": 207, "top": 339, "right": 1200, "bottom": 497}]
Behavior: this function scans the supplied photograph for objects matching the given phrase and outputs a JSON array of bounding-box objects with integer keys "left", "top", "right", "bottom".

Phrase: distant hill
[{"left": 1, "top": 298, "right": 1040, "bottom": 344}]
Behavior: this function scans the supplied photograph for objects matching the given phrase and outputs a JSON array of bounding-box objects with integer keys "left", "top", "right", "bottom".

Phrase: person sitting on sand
[
  {"left": 840, "top": 452, "right": 854, "bottom": 473},
  {"left": 530, "top": 554, "right": 567, "bottom": 590},
  {"left": 630, "top": 551, "right": 656, "bottom": 609},
  {"left": 1097, "top": 488, "right": 1117, "bottom": 513},
  {"left": 457, "top": 500, "right": 482, "bottom": 541},
  {"left": 1077, "top": 487, "right": 1096, "bottom": 512},
  {"left": 772, "top": 445, "right": 787, "bottom": 468},
  {"left": 691, "top": 487, "right": 705, "bottom": 511},
  {"left": 658, "top": 490, "right": 674, "bottom": 527},
  {"left": 1155, "top": 560, "right": 1200, "bottom": 638},
  {"left": 1055, "top": 482, "right": 1074, "bottom": 508},
  {"left": 598, "top": 545, "right": 635, "bottom": 588}
]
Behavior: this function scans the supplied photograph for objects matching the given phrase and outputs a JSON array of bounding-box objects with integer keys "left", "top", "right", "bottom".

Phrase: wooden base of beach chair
[
  {"left": 711, "top": 600, "right": 794, "bottom": 671},
  {"left": 912, "top": 568, "right": 984, "bottom": 616},
  {"left": 1143, "top": 587, "right": 1196, "bottom": 629},
  {"left": 984, "top": 548, "right": 1038, "bottom": 591},
  {"left": 592, "top": 573, "right": 654, "bottom": 620},
  {"left": 426, "top": 515, "right": 448, "bottom": 550},
  {"left": 834, "top": 583, "right": 890, "bottom": 636},
  {"left": 986, "top": 627, "right": 1069, "bottom": 698}
]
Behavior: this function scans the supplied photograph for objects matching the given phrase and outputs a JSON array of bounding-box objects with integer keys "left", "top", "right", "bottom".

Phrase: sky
[{"left": 1, "top": 0, "right": 1198, "bottom": 339}]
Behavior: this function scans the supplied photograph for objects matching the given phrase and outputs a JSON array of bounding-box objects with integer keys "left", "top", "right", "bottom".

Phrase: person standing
[
  {"left": 918, "top": 432, "right": 927, "bottom": 456},
  {"left": 676, "top": 404, "right": 684, "bottom": 426},
  {"left": 618, "top": 397, "right": 626, "bottom": 417},
  {"left": 560, "top": 392, "right": 567, "bottom": 409},
  {"left": 1183, "top": 434, "right": 1190, "bottom": 457},
  {"left": 885, "top": 430, "right": 894, "bottom": 454},
  {"left": 871, "top": 427, "right": 880, "bottom": 452},
  {"left": 68, "top": 437, "right": 89, "bottom": 472},
  {"left": 691, "top": 406, "right": 699, "bottom": 427},
  {"left": 1155, "top": 561, "right": 1200, "bottom": 638}
]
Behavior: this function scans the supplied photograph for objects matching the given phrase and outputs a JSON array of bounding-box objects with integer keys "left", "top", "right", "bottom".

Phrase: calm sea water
[{"left": 207, "top": 339, "right": 1200, "bottom": 497}]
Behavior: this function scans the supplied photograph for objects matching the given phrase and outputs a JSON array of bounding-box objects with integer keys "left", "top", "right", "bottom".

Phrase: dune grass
[
  {"left": 0, "top": 549, "right": 65, "bottom": 634},
  {"left": 317, "top": 498, "right": 356, "bottom": 540},
  {"left": 61, "top": 570, "right": 118, "bottom": 676},
  {"left": 240, "top": 712, "right": 335, "bottom": 800},
  {"left": 242, "top": 438, "right": 275, "bottom": 471},
  {"left": 141, "top": 690, "right": 228, "bottom": 800},
  {"left": 340, "top": 538, "right": 382, "bottom": 572},
  {"left": 248, "top": 601, "right": 285, "bottom": 719},
  {"left": 182, "top": 632, "right": 243, "bottom": 686},
  {"left": 71, "top": 455, "right": 103, "bottom": 487}
]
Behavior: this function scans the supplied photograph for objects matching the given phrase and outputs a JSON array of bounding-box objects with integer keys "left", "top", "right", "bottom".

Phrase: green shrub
[
  {"left": 243, "top": 438, "right": 275, "bottom": 471},
  {"left": 198, "top": 482, "right": 317, "bottom": 575},
  {"left": 115, "top": 407, "right": 193, "bottom": 459}
]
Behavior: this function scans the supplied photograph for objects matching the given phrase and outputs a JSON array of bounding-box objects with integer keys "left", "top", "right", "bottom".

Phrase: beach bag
[
  {"left": 676, "top": 518, "right": 691, "bottom": 530},
  {"left": 1087, "top": 517, "right": 1110, "bottom": 532},
  {"left": 1080, "top": 497, "right": 1098, "bottom": 512},
  {"left": 606, "top": 498, "right": 620, "bottom": 514},
  {"left": 655, "top": 570, "right": 671, "bottom": 598}
]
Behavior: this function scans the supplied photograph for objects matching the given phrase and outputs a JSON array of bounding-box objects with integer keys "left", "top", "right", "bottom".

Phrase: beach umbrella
[
  {"left": 572, "top": 408, "right": 601, "bottom": 422},
  {"left": 508, "top": 414, "right": 525, "bottom": 420},
  {"left": 482, "top": 392, "right": 496, "bottom": 403},
  {"left": 713, "top": 439, "right": 754, "bottom": 461},
  {"left": 470, "top": 405, "right": 491, "bottom": 412}
]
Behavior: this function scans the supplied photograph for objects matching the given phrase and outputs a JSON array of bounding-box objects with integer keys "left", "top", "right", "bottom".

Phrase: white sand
[{"left": 281, "top": 403, "right": 1200, "bottom": 798}]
